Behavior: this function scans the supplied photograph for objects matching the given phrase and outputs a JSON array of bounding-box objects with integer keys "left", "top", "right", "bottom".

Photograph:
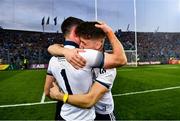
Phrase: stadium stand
[
  {"left": 137, "top": 32, "right": 180, "bottom": 63},
  {"left": 0, "top": 28, "right": 180, "bottom": 69},
  {"left": 0, "top": 29, "right": 64, "bottom": 69},
  {"left": 106, "top": 30, "right": 180, "bottom": 64}
]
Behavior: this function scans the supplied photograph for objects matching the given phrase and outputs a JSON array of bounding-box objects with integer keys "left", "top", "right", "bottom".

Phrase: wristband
[{"left": 63, "top": 93, "right": 69, "bottom": 103}]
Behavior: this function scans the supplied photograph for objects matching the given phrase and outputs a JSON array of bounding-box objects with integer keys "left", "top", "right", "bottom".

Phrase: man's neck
[
  {"left": 65, "top": 37, "right": 79, "bottom": 45},
  {"left": 64, "top": 38, "right": 79, "bottom": 48}
]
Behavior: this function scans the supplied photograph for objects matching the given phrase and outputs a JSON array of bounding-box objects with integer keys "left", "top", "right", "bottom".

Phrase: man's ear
[
  {"left": 72, "top": 27, "right": 80, "bottom": 44},
  {"left": 71, "top": 27, "right": 77, "bottom": 37},
  {"left": 95, "top": 41, "right": 103, "bottom": 50}
]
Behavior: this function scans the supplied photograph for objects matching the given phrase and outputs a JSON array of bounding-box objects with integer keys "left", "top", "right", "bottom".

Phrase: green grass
[
  {"left": 0, "top": 65, "right": 180, "bottom": 120},
  {"left": 0, "top": 70, "right": 46, "bottom": 105},
  {"left": 113, "top": 64, "right": 180, "bottom": 119},
  {"left": 0, "top": 103, "right": 56, "bottom": 120}
]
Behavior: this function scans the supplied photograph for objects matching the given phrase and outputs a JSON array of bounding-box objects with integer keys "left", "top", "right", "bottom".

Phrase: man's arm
[
  {"left": 95, "top": 22, "right": 127, "bottom": 68},
  {"left": 48, "top": 23, "right": 127, "bottom": 69},
  {"left": 44, "top": 75, "right": 55, "bottom": 98},
  {"left": 48, "top": 44, "right": 86, "bottom": 69},
  {"left": 48, "top": 44, "right": 66, "bottom": 56},
  {"left": 50, "top": 82, "right": 108, "bottom": 108}
]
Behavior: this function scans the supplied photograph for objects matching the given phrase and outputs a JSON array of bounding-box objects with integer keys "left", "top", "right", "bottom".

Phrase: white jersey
[
  {"left": 93, "top": 68, "right": 116, "bottom": 114},
  {"left": 47, "top": 42, "right": 104, "bottom": 121}
]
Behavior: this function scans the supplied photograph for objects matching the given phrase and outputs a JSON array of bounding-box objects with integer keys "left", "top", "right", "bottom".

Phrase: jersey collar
[{"left": 64, "top": 40, "right": 79, "bottom": 48}]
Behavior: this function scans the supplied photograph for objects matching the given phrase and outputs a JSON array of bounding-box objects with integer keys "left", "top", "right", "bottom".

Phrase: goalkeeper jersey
[{"left": 47, "top": 41, "right": 104, "bottom": 121}]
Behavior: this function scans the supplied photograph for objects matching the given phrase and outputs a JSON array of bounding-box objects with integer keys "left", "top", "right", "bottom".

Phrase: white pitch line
[
  {"left": 117, "top": 66, "right": 179, "bottom": 71},
  {"left": 1, "top": 86, "right": 180, "bottom": 108},
  {"left": 0, "top": 101, "right": 57, "bottom": 108},
  {"left": 113, "top": 86, "right": 180, "bottom": 97},
  {"left": 40, "top": 92, "right": 46, "bottom": 103}
]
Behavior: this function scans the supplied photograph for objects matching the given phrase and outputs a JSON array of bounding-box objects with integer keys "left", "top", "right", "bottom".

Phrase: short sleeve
[
  {"left": 79, "top": 49, "right": 104, "bottom": 68},
  {"left": 47, "top": 57, "right": 54, "bottom": 75},
  {"left": 94, "top": 68, "right": 116, "bottom": 90}
]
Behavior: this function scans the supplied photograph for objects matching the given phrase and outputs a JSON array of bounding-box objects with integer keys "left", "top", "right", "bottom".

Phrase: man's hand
[
  {"left": 95, "top": 21, "right": 113, "bottom": 34},
  {"left": 48, "top": 44, "right": 86, "bottom": 69},
  {"left": 95, "top": 21, "right": 127, "bottom": 68},
  {"left": 49, "top": 82, "right": 64, "bottom": 101},
  {"left": 64, "top": 48, "right": 86, "bottom": 69}
]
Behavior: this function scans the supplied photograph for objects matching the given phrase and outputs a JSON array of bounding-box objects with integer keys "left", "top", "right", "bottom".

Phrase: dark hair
[
  {"left": 61, "top": 17, "right": 84, "bottom": 37},
  {"left": 75, "top": 21, "right": 106, "bottom": 40}
]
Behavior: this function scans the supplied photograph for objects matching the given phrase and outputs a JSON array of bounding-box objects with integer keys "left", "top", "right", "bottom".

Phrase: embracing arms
[
  {"left": 48, "top": 22, "right": 127, "bottom": 69},
  {"left": 50, "top": 81, "right": 107, "bottom": 108},
  {"left": 96, "top": 22, "right": 127, "bottom": 68}
]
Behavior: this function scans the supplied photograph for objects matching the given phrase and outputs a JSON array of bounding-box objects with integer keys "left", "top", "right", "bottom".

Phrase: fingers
[
  {"left": 65, "top": 48, "right": 86, "bottom": 69},
  {"left": 75, "top": 53, "right": 86, "bottom": 66},
  {"left": 50, "top": 84, "right": 56, "bottom": 93},
  {"left": 95, "top": 24, "right": 101, "bottom": 28},
  {"left": 97, "top": 21, "right": 105, "bottom": 25},
  {"left": 95, "top": 22, "right": 106, "bottom": 30},
  {"left": 50, "top": 87, "right": 53, "bottom": 93},
  {"left": 69, "top": 58, "right": 84, "bottom": 69},
  {"left": 50, "top": 85, "right": 64, "bottom": 101},
  {"left": 68, "top": 49, "right": 86, "bottom": 69},
  {"left": 95, "top": 21, "right": 105, "bottom": 28},
  {"left": 76, "top": 49, "right": 86, "bottom": 65},
  {"left": 50, "top": 85, "right": 58, "bottom": 98},
  {"left": 49, "top": 87, "right": 55, "bottom": 98},
  {"left": 59, "top": 88, "right": 64, "bottom": 93},
  {"left": 95, "top": 21, "right": 112, "bottom": 34},
  {"left": 52, "top": 82, "right": 58, "bottom": 88}
]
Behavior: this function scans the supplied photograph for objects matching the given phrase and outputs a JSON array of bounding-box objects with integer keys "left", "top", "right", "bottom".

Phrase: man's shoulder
[
  {"left": 50, "top": 56, "right": 65, "bottom": 60},
  {"left": 79, "top": 49, "right": 102, "bottom": 58},
  {"left": 94, "top": 68, "right": 116, "bottom": 75},
  {"left": 49, "top": 56, "right": 65, "bottom": 64},
  {"left": 83, "top": 49, "right": 100, "bottom": 53},
  {"left": 79, "top": 49, "right": 104, "bottom": 67},
  {"left": 49, "top": 56, "right": 57, "bottom": 62}
]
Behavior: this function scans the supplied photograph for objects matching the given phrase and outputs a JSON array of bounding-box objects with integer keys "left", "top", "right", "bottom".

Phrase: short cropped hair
[
  {"left": 75, "top": 22, "right": 106, "bottom": 40},
  {"left": 61, "top": 17, "right": 84, "bottom": 37}
]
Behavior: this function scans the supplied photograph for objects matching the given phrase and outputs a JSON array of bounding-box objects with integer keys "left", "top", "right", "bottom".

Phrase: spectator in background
[{"left": 23, "top": 57, "right": 28, "bottom": 69}]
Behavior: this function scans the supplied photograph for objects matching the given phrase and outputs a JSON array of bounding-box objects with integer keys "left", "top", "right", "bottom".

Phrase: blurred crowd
[
  {"left": 0, "top": 29, "right": 64, "bottom": 69},
  {"left": 0, "top": 28, "right": 180, "bottom": 69},
  {"left": 113, "top": 30, "right": 180, "bottom": 63},
  {"left": 137, "top": 32, "right": 180, "bottom": 63}
]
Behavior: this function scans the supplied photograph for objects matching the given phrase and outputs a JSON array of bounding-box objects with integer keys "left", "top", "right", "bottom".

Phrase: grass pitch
[{"left": 0, "top": 65, "right": 180, "bottom": 120}]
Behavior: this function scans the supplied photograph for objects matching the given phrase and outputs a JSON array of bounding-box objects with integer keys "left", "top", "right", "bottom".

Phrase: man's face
[{"left": 79, "top": 37, "right": 103, "bottom": 50}]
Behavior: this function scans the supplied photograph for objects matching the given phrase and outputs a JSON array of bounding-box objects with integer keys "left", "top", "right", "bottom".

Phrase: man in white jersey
[
  {"left": 44, "top": 17, "right": 85, "bottom": 120},
  {"left": 50, "top": 67, "right": 116, "bottom": 121},
  {"left": 48, "top": 21, "right": 126, "bottom": 120},
  {"left": 45, "top": 17, "right": 101, "bottom": 121},
  {"left": 45, "top": 17, "right": 124, "bottom": 120},
  {"left": 47, "top": 48, "right": 103, "bottom": 121}
]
